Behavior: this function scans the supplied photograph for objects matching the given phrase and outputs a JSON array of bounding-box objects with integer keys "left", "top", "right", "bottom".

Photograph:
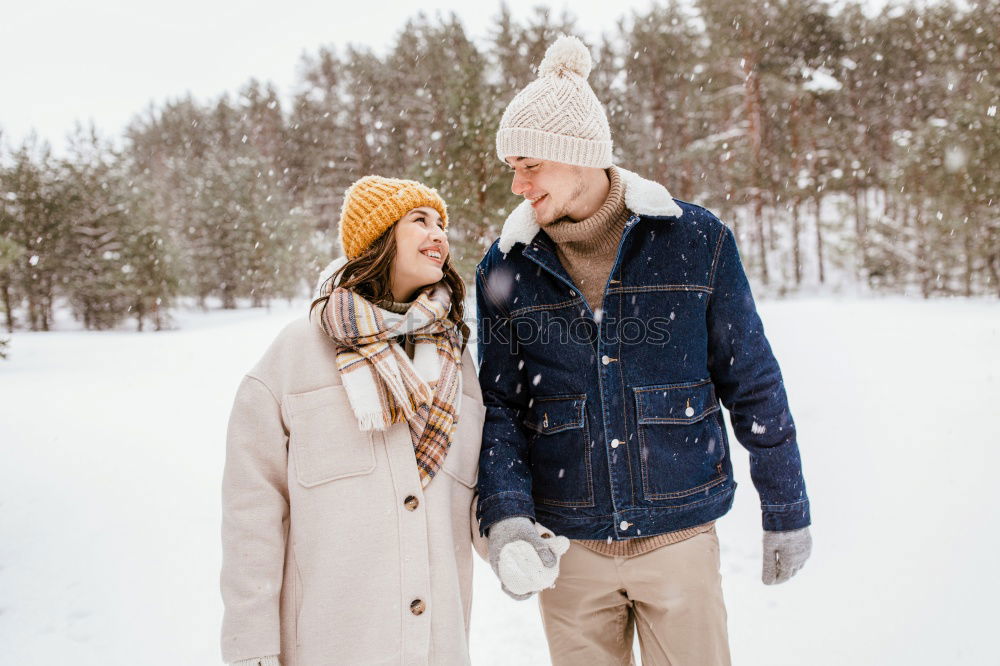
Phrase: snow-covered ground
[{"left": 1, "top": 297, "right": 997, "bottom": 665}]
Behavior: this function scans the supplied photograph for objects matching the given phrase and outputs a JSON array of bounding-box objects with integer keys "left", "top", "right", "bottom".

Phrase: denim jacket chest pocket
[
  {"left": 633, "top": 379, "right": 728, "bottom": 503},
  {"left": 523, "top": 394, "right": 594, "bottom": 508}
]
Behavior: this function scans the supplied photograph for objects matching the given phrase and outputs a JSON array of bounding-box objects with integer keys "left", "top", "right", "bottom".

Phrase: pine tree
[
  {"left": 0, "top": 159, "right": 27, "bottom": 333},
  {"left": 118, "top": 174, "right": 180, "bottom": 331},
  {"left": 385, "top": 13, "right": 502, "bottom": 274},
  {"left": 2, "top": 136, "right": 68, "bottom": 330},
  {"left": 0, "top": 234, "right": 20, "bottom": 357},
  {"left": 59, "top": 125, "right": 135, "bottom": 329},
  {"left": 286, "top": 47, "right": 356, "bottom": 228}
]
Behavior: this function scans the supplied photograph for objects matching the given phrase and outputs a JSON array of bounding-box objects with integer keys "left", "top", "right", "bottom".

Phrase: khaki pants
[{"left": 538, "top": 528, "right": 731, "bottom": 666}]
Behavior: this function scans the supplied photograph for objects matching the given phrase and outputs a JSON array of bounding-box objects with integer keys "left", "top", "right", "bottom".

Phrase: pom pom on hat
[{"left": 538, "top": 34, "right": 593, "bottom": 79}]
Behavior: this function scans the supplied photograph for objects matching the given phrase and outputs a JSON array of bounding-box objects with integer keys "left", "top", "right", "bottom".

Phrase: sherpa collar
[{"left": 497, "top": 167, "right": 683, "bottom": 253}]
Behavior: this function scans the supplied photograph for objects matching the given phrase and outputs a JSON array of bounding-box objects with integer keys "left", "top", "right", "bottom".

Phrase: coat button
[
  {"left": 410, "top": 599, "right": 426, "bottom": 615},
  {"left": 404, "top": 495, "right": 419, "bottom": 511},
  {"left": 601, "top": 355, "right": 610, "bottom": 365},
  {"left": 610, "top": 438, "right": 620, "bottom": 448},
  {"left": 619, "top": 521, "right": 630, "bottom": 531}
]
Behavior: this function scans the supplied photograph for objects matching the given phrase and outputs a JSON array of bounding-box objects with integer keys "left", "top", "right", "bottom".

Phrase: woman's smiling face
[{"left": 389, "top": 206, "right": 449, "bottom": 302}]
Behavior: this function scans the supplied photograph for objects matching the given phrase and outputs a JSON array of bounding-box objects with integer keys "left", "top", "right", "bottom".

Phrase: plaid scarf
[{"left": 315, "top": 283, "right": 463, "bottom": 487}]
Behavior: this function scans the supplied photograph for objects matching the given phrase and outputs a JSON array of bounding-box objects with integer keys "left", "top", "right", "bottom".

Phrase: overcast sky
[{"left": 0, "top": 0, "right": 667, "bottom": 152}]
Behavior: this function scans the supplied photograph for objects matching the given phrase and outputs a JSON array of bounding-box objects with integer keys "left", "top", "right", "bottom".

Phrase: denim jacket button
[
  {"left": 619, "top": 521, "right": 630, "bottom": 531},
  {"left": 601, "top": 355, "right": 610, "bottom": 365},
  {"left": 610, "top": 438, "right": 620, "bottom": 448}
]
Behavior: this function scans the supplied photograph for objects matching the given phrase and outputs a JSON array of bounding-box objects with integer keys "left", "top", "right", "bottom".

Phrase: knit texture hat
[
  {"left": 496, "top": 35, "right": 613, "bottom": 168},
  {"left": 338, "top": 175, "right": 448, "bottom": 259}
]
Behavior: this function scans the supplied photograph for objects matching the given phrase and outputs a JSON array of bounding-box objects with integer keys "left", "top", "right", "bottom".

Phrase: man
[{"left": 475, "top": 35, "right": 812, "bottom": 665}]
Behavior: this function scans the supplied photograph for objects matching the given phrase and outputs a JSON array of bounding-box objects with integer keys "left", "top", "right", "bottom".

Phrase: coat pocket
[
  {"left": 440, "top": 392, "right": 486, "bottom": 488},
  {"left": 523, "top": 394, "right": 594, "bottom": 507},
  {"left": 284, "top": 385, "right": 376, "bottom": 487},
  {"left": 633, "top": 379, "right": 726, "bottom": 501}
]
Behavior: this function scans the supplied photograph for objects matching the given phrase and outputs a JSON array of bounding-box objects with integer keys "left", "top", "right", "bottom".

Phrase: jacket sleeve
[
  {"left": 220, "top": 374, "right": 289, "bottom": 663},
  {"left": 474, "top": 257, "right": 537, "bottom": 536},
  {"left": 706, "top": 225, "right": 811, "bottom": 532}
]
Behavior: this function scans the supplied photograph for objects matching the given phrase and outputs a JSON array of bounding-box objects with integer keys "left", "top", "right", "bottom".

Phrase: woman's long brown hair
[{"left": 311, "top": 225, "right": 470, "bottom": 349}]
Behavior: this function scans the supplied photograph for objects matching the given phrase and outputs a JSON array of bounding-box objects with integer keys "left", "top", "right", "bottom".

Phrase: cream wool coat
[{"left": 221, "top": 315, "right": 487, "bottom": 666}]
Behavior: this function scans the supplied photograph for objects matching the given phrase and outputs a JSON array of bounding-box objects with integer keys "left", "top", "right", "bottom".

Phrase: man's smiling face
[{"left": 506, "top": 157, "right": 589, "bottom": 225}]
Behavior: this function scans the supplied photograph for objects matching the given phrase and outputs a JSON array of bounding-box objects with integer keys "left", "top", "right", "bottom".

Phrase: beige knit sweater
[
  {"left": 540, "top": 166, "right": 714, "bottom": 558},
  {"left": 538, "top": 166, "right": 629, "bottom": 313}
]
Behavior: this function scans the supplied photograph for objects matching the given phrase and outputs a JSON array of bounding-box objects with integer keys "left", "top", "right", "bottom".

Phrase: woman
[{"left": 220, "top": 176, "right": 486, "bottom": 666}]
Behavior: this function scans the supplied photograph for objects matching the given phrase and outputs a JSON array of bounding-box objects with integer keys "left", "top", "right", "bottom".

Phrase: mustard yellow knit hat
[{"left": 338, "top": 175, "right": 448, "bottom": 259}]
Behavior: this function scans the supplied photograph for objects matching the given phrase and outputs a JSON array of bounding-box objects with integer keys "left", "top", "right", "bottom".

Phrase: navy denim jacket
[{"left": 475, "top": 168, "right": 810, "bottom": 540}]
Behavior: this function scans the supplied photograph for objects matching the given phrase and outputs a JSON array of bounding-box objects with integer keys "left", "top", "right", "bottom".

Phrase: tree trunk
[
  {"left": 677, "top": 85, "right": 694, "bottom": 201},
  {"left": 791, "top": 198, "right": 802, "bottom": 286},
  {"left": 960, "top": 204, "right": 974, "bottom": 298},
  {"left": 352, "top": 108, "right": 374, "bottom": 175},
  {"left": 916, "top": 191, "right": 935, "bottom": 299},
  {"left": 755, "top": 195, "right": 768, "bottom": 285},
  {"left": 742, "top": 52, "right": 768, "bottom": 286},
  {"left": 789, "top": 97, "right": 802, "bottom": 287},
  {"left": 768, "top": 202, "right": 777, "bottom": 253},
  {"left": 915, "top": 204, "right": 931, "bottom": 299},
  {"left": 988, "top": 254, "right": 1000, "bottom": 298},
  {"left": 815, "top": 195, "right": 825, "bottom": 284},
  {"left": 1, "top": 281, "right": 14, "bottom": 333},
  {"left": 27, "top": 297, "right": 38, "bottom": 331},
  {"left": 852, "top": 185, "right": 864, "bottom": 283},
  {"left": 222, "top": 286, "right": 237, "bottom": 310},
  {"left": 153, "top": 300, "right": 164, "bottom": 332}
]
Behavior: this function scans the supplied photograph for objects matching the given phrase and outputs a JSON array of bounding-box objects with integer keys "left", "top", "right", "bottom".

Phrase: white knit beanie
[{"left": 496, "top": 35, "right": 613, "bottom": 168}]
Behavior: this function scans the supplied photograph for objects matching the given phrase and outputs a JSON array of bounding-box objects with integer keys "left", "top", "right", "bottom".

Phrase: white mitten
[{"left": 497, "top": 522, "right": 571, "bottom": 596}]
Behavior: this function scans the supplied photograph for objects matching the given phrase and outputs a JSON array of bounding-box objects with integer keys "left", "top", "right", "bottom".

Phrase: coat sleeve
[
  {"left": 706, "top": 225, "right": 811, "bottom": 532},
  {"left": 220, "top": 374, "right": 289, "bottom": 663},
  {"left": 470, "top": 494, "right": 489, "bottom": 561},
  {"left": 474, "top": 254, "right": 537, "bottom": 536}
]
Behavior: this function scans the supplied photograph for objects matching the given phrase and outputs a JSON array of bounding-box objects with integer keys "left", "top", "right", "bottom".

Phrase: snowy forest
[{"left": 1, "top": 0, "right": 997, "bottom": 339}]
